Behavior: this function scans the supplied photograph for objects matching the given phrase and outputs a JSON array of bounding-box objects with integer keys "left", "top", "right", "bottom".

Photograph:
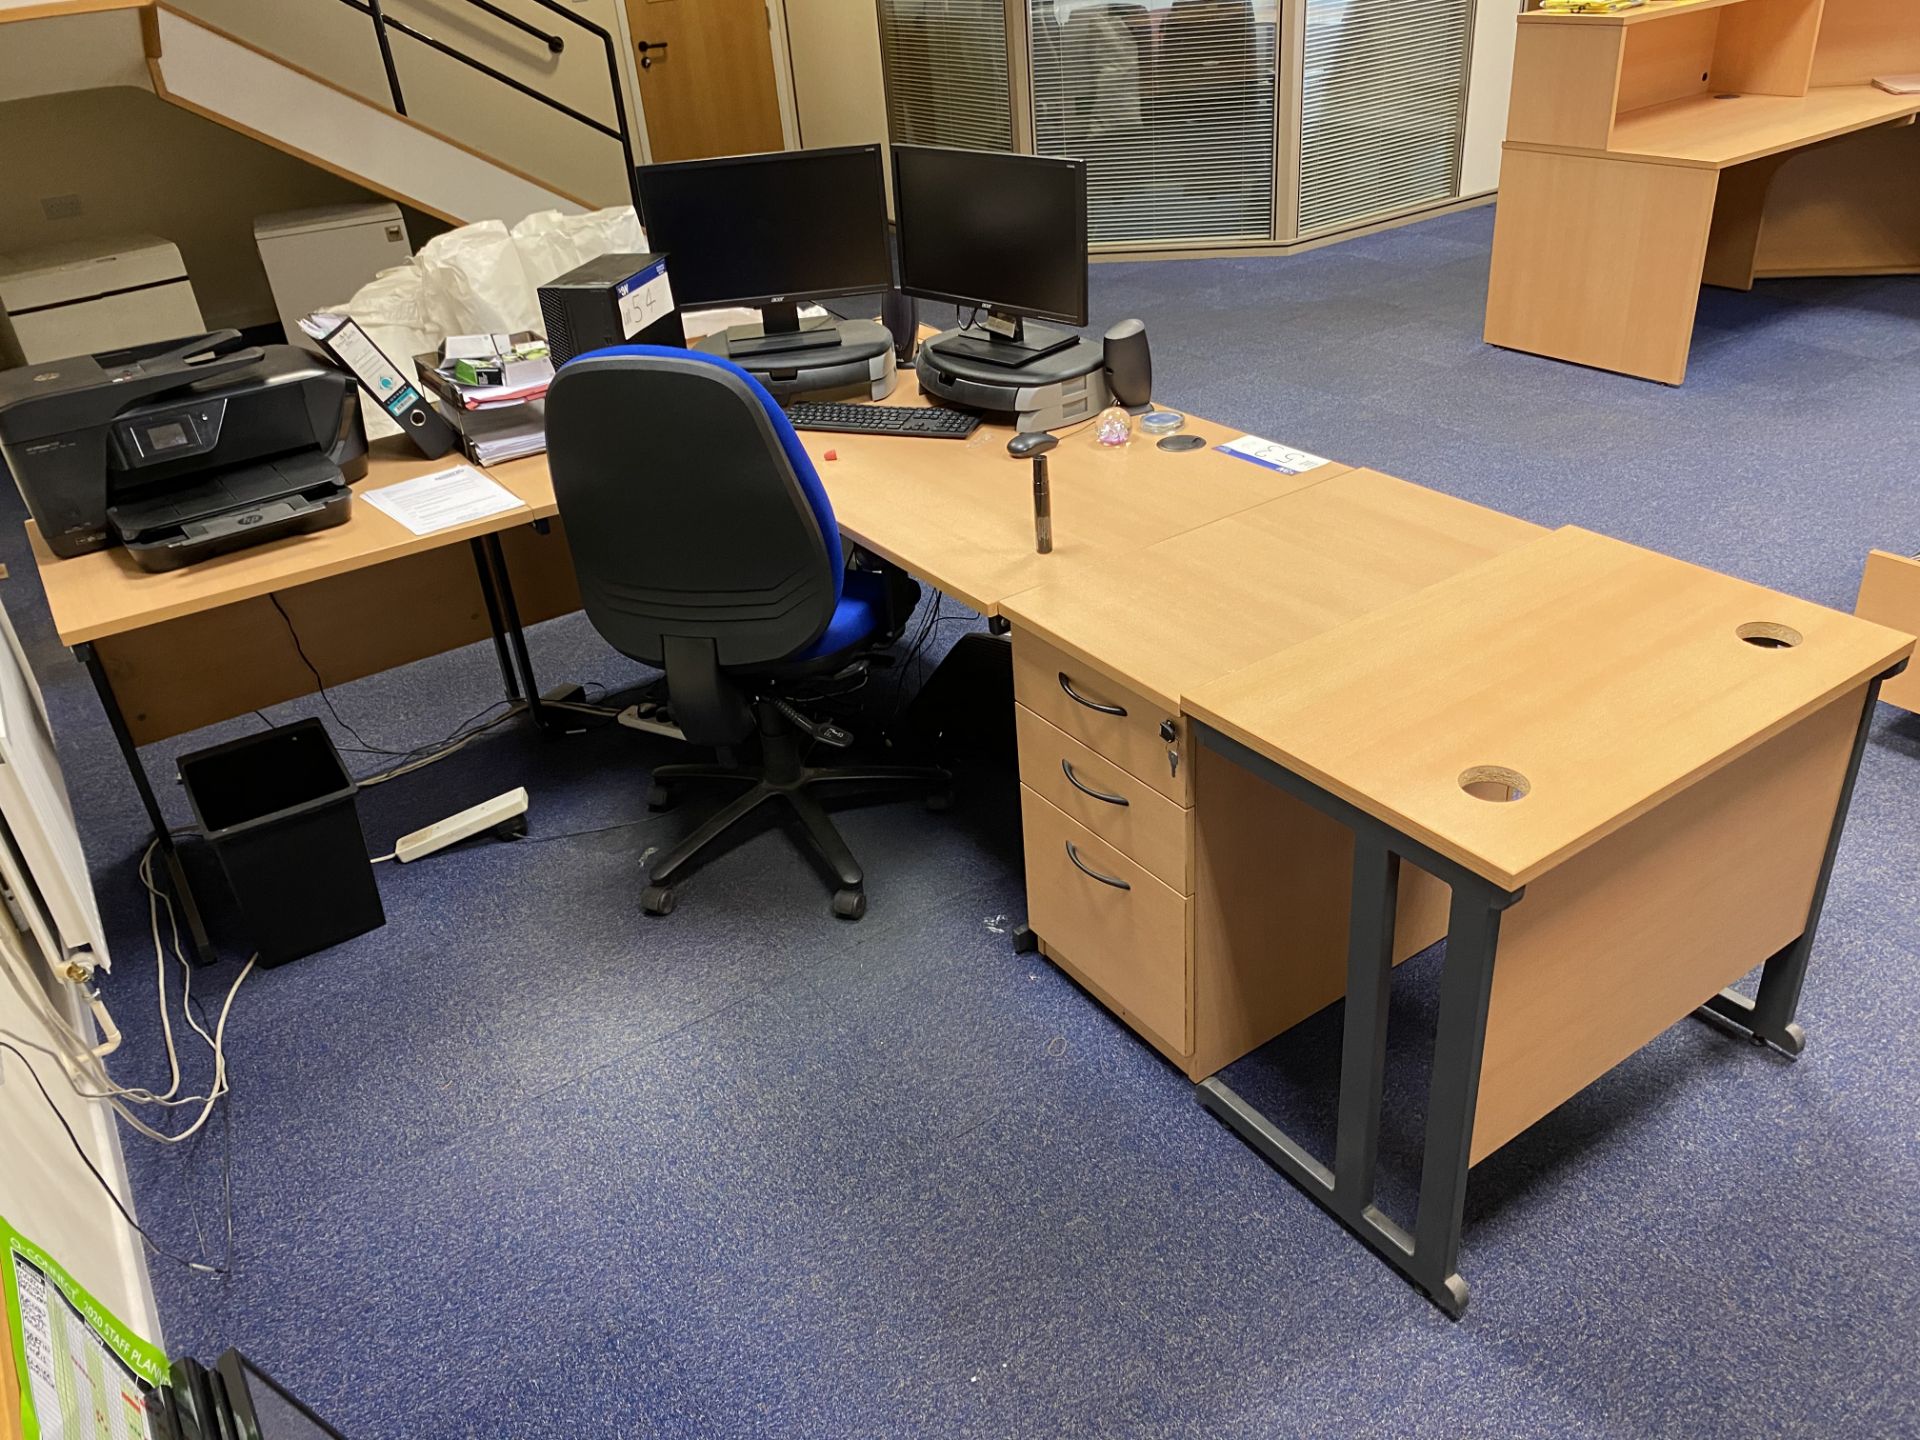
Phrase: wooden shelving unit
[{"left": 1484, "top": 0, "right": 1920, "bottom": 382}]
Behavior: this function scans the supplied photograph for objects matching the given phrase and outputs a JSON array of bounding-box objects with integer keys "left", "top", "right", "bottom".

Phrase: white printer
[{"left": 0, "top": 233, "right": 205, "bottom": 368}]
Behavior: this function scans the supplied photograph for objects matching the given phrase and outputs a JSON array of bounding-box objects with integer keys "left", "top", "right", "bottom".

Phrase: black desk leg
[
  {"left": 470, "top": 531, "right": 566, "bottom": 735},
  {"left": 75, "top": 642, "right": 215, "bottom": 964},
  {"left": 1193, "top": 723, "right": 1524, "bottom": 1319},
  {"left": 1695, "top": 665, "right": 1898, "bottom": 1056},
  {"left": 1407, "top": 883, "right": 1510, "bottom": 1312},
  {"left": 1331, "top": 839, "right": 1400, "bottom": 1213},
  {"left": 469, "top": 537, "right": 523, "bottom": 704}
]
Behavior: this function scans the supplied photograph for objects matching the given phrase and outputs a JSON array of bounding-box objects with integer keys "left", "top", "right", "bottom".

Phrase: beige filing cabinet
[
  {"left": 254, "top": 203, "right": 412, "bottom": 355},
  {"left": 999, "top": 469, "right": 1547, "bottom": 1079}
]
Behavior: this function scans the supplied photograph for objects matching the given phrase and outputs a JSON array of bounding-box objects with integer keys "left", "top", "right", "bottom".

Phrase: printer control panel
[{"left": 114, "top": 398, "right": 227, "bottom": 468}]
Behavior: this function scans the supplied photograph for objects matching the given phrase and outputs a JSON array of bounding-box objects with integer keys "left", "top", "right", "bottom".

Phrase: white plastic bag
[
  {"left": 329, "top": 206, "right": 650, "bottom": 436},
  {"left": 511, "top": 205, "right": 647, "bottom": 292},
  {"left": 416, "top": 220, "right": 539, "bottom": 337}
]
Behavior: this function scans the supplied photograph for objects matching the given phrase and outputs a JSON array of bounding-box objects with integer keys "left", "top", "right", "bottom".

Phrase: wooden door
[{"left": 626, "top": 0, "right": 786, "bottom": 161}]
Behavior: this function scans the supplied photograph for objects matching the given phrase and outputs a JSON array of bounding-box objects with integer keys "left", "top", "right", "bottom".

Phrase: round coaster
[
  {"left": 1157, "top": 433, "right": 1207, "bottom": 452},
  {"left": 1140, "top": 409, "right": 1186, "bottom": 435}
]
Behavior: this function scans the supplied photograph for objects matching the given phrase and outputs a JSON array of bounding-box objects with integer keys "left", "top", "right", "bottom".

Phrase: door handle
[
  {"left": 1058, "top": 672, "right": 1126, "bottom": 717},
  {"left": 636, "top": 38, "right": 668, "bottom": 68},
  {"left": 1065, "top": 840, "right": 1131, "bottom": 890},
  {"left": 1061, "top": 758, "right": 1129, "bottom": 807}
]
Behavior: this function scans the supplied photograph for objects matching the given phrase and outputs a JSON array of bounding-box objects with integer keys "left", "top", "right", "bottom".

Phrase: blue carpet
[{"left": 4, "top": 204, "right": 1918, "bottom": 1438}]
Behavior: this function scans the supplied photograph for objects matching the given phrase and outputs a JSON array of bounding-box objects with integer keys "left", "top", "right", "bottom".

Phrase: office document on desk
[
  {"left": 1215, "top": 435, "right": 1332, "bottom": 476},
  {"left": 361, "top": 465, "right": 521, "bottom": 536}
]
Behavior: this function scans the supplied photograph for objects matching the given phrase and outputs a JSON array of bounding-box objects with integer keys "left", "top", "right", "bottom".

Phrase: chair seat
[{"left": 791, "top": 566, "right": 891, "bottom": 662}]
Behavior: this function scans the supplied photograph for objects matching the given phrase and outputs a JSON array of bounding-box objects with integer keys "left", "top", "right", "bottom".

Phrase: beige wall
[
  {"left": 782, "top": 0, "right": 888, "bottom": 150},
  {"left": 0, "top": 87, "right": 446, "bottom": 332},
  {"left": 1462, "top": 0, "right": 1518, "bottom": 196},
  {"left": 170, "top": 0, "right": 639, "bottom": 205},
  {"left": 0, "top": 959, "right": 159, "bottom": 1350}
]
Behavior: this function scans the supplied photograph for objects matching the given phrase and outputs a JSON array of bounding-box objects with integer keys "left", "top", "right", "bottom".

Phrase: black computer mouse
[{"left": 1007, "top": 431, "right": 1058, "bottom": 458}]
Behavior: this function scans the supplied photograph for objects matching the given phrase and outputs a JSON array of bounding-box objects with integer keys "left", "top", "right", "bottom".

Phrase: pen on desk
[{"left": 1033, "top": 454, "right": 1052, "bottom": 554}]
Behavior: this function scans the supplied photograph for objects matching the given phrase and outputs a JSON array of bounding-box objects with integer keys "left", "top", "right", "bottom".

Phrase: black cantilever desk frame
[
  {"left": 1190, "top": 659, "right": 1899, "bottom": 1319},
  {"left": 73, "top": 531, "right": 563, "bottom": 965}
]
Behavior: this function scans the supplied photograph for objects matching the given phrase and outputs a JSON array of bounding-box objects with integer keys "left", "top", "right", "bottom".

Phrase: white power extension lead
[
  {"left": 393, "top": 788, "right": 530, "bottom": 863},
  {"left": 617, "top": 705, "right": 686, "bottom": 741}
]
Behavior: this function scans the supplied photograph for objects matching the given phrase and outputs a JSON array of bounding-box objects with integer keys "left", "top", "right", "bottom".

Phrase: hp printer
[{"left": 0, "top": 330, "right": 366, "bottom": 570}]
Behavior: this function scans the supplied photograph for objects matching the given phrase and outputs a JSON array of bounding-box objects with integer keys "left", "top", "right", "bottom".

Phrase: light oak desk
[
  {"left": 505, "top": 362, "right": 1353, "bottom": 618},
  {"left": 27, "top": 374, "right": 1913, "bottom": 1317},
  {"left": 1486, "top": 0, "right": 1920, "bottom": 383},
  {"left": 27, "top": 374, "right": 1351, "bottom": 957},
  {"left": 997, "top": 470, "right": 1546, "bottom": 1080},
  {"left": 29, "top": 447, "right": 585, "bottom": 957},
  {"left": 1185, "top": 527, "right": 1913, "bottom": 1313},
  {"left": 1856, "top": 549, "right": 1920, "bottom": 713}
]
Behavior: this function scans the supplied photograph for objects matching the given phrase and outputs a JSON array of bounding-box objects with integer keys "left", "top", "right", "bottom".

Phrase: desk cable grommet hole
[
  {"left": 1459, "top": 765, "right": 1531, "bottom": 803},
  {"left": 1737, "top": 622, "right": 1803, "bottom": 650}
]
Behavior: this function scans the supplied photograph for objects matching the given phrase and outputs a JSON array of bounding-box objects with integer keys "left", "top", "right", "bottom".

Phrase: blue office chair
[{"left": 545, "top": 345, "right": 949, "bottom": 919}]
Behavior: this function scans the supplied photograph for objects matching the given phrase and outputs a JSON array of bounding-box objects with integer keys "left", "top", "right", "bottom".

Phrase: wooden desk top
[
  {"left": 30, "top": 361, "right": 1349, "bottom": 643},
  {"left": 504, "top": 361, "right": 1351, "bottom": 617},
  {"left": 1607, "top": 86, "right": 1920, "bottom": 168},
  {"left": 1000, "top": 469, "right": 1547, "bottom": 712},
  {"left": 32, "top": 440, "right": 553, "bottom": 647},
  {"left": 1184, "top": 527, "right": 1915, "bottom": 891}
]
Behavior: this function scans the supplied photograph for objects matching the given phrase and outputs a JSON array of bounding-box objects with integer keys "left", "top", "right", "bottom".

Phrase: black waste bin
[{"left": 178, "top": 718, "right": 385, "bottom": 966}]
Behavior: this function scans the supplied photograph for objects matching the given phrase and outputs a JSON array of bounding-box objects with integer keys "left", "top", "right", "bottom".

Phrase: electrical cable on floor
[
  {"left": 885, "top": 590, "right": 947, "bottom": 718},
  {"left": 1, "top": 878, "right": 251, "bottom": 1274},
  {"left": 352, "top": 702, "right": 523, "bottom": 787},
  {"left": 521, "top": 814, "right": 668, "bottom": 848},
  {"left": 265, "top": 593, "right": 410, "bottom": 757},
  {"left": 263, "top": 597, "right": 557, "bottom": 776},
  {"left": 6, "top": 842, "right": 256, "bottom": 1146},
  {"left": 0, "top": 1040, "right": 233, "bottom": 1275},
  {"left": 1, "top": 841, "right": 217, "bottom": 1115}
]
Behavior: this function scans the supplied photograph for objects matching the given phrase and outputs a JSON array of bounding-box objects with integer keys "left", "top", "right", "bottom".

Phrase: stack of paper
[
  {"left": 410, "top": 350, "right": 548, "bottom": 463},
  {"left": 421, "top": 333, "right": 554, "bottom": 409},
  {"left": 460, "top": 400, "right": 548, "bottom": 465}
]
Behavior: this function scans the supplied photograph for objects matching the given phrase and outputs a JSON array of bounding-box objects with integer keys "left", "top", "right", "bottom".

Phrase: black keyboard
[{"left": 785, "top": 401, "right": 981, "bottom": 440}]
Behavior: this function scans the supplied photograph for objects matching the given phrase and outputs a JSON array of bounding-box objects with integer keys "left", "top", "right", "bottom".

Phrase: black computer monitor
[
  {"left": 893, "top": 145, "right": 1088, "bottom": 368},
  {"left": 634, "top": 145, "right": 893, "bottom": 358}
]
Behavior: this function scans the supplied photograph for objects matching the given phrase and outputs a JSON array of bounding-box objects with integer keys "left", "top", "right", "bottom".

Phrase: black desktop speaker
[
  {"left": 1103, "top": 319, "right": 1152, "bottom": 411},
  {"left": 881, "top": 288, "right": 917, "bottom": 365}
]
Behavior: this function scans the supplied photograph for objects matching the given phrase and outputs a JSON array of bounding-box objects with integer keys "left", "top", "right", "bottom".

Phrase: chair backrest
[{"left": 544, "top": 345, "right": 844, "bottom": 672}]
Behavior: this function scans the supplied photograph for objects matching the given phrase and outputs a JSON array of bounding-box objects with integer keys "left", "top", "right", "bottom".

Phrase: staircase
[{"left": 0, "top": 0, "right": 619, "bottom": 227}]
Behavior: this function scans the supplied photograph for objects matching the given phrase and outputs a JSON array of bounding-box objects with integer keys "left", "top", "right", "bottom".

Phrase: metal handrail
[
  {"left": 462, "top": 0, "right": 563, "bottom": 53},
  {"left": 329, "top": 0, "right": 640, "bottom": 208}
]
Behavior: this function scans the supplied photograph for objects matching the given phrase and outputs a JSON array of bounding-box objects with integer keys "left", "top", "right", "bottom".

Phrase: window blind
[
  {"left": 877, "top": 0, "right": 1015, "bottom": 152},
  {"left": 1298, "top": 0, "right": 1471, "bottom": 235},
  {"left": 1030, "top": 0, "right": 1278, "bottom": 245}
]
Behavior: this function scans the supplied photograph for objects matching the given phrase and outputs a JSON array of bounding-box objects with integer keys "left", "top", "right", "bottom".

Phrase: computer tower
[{"left": 537, "top": 252, "right": 685, "bottom": 363}]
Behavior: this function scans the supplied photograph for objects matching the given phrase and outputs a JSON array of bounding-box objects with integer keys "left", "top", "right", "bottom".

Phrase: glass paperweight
[{"left": 1095, "top": 405, "right": 1133, "bottom": 446}]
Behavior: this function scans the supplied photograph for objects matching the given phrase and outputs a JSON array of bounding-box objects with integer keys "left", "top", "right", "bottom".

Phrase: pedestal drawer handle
[
  {"left": 1059, "top": 672, "right": 1127, "bottom": 716},
  {"left": 1065, "top": 840, "right": 1131, "bottom": 890},
  {"left": 1061, "top": 758, "right": 1129, "bottom": 807}
]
